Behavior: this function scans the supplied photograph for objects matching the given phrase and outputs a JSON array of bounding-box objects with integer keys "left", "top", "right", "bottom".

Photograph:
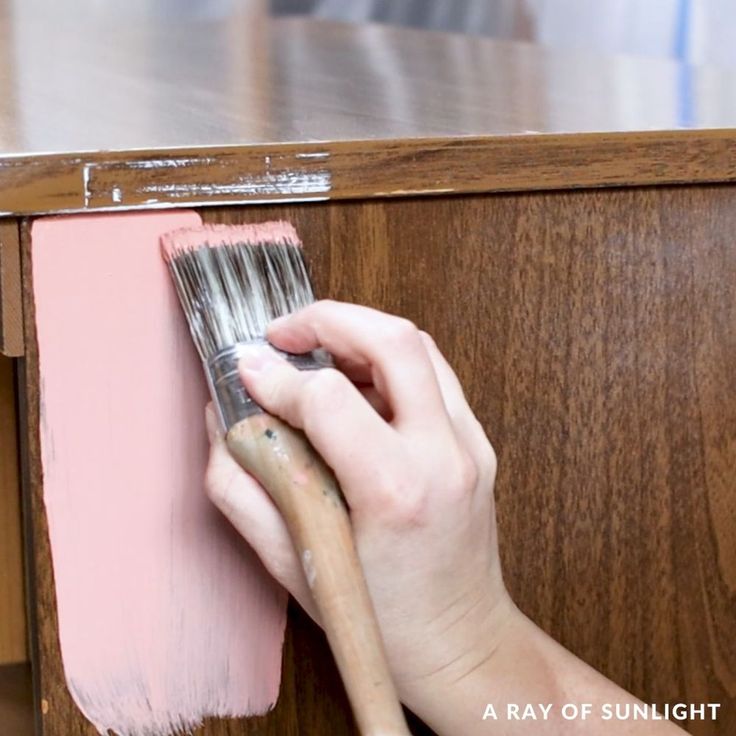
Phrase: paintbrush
[{"left": 161, "top": 222, "right": 409, "bottom": 736}]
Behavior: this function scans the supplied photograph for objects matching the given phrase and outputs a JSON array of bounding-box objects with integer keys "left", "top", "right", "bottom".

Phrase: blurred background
[
  {"left": 2, "top": 0, "right": 735, "bottom": 151},
  {"left": 270, "top": 0, "right": 736, "bottom": 69},
  {"left": 5, "top": 0, "right": 735, "bottom": 69}
]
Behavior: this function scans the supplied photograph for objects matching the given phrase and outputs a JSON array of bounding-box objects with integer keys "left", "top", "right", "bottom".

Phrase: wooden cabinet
[{"left": 0, "top": 9, "right": 734, "bottom": 736}]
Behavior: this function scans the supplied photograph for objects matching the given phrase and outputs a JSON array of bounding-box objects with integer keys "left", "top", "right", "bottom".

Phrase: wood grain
[
  {"left": 2, "top": 11, "right": 736, "bottom": 214},
  {"left": 202, "top": 188, "right": 736, "bottom": 734},
  {"left": 3, "top": 131, "right": 736, "bottom": 217},
  {"left": 0, "top": 354, "right": 26, "bottom": 664},
  {"left": 0, "top": 663, "right": 33, "bottom": 736},
  {"left": 21, "top": 184, "right": 735, "bottom": 734},
  {"left": 0, "top": 220, "right": 23, "bottom": 355}
]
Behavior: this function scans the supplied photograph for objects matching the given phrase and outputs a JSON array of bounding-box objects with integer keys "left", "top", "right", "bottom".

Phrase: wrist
[{"left": 397, "top": 589, "right": 522, "bottom": 718}]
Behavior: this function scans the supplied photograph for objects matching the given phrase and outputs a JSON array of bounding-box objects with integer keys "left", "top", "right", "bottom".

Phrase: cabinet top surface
[{"left": 2, "top": 3, "right": 736, "bottom": 214}]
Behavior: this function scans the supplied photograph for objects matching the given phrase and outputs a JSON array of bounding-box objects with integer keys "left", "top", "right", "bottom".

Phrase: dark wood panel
[
  {"left": 5, "top": 131, "right": 736, "bottom": 217},
  {"left": 3, "top": 9, "right": 736, "bottom": 214},
  {"left": 0, "top": 220, "right": 23, "bottom": 355},
  {"left": 22, "top": 185, "right": 735, "bottom": 734},
  {"left": 0, "top": 354, "right": 26, "bottom": 664},
  {"left": 203, "top": 187, "right": 736, "bottom": 735},
  {"left": 0, "top": 663, "right": 33, "bottom": 736}
]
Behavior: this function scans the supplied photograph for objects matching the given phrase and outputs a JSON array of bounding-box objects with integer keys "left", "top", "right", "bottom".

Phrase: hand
[
  {"left": 204, "top": 300, "right": 685, "bottom": 735},
  {"left": 204, "top": 300, "right": 513, "bottom": 706}
]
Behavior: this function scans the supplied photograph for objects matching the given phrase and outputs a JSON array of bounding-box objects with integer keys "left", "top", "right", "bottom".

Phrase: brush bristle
[
  {"left": 161, "top": 221, "right": 302, "bottom": 258},
  {"left": 162, "top": 222, "right": 314, "bottom": 361}
]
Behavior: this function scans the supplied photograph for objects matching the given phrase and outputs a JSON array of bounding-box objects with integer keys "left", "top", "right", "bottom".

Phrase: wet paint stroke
[{"left": 31, "top": 211, "right": 287, "bottom": 736}]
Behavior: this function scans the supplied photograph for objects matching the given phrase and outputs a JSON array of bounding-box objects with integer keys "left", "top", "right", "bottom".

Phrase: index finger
[{"left": 267, "top": 300, "right": 450, "bottom": 433}]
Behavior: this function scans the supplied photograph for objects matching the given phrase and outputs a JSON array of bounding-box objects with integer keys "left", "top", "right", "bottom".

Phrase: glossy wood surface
[
  {"left": 2, "top": 6, "right": 736, "bottom": 213},
  {"left": 22, "top": 184, "right": 735, "bottom": 734},
  {"left": 279, "top": 0, "right": 736, "bottom": 70},
  {"left": 0, "top": 220, "right": 23, "bottom": 355},
  {"left": 0, "top": 663, "right": 33, "bottom": 735},
  {"left": 0, "top": 354, "right": 26, "bottom": 665}
]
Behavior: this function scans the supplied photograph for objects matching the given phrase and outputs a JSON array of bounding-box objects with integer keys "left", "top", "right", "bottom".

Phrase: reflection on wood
[{"left": 2, "top": 14, "right": 736, "bottom": 213}]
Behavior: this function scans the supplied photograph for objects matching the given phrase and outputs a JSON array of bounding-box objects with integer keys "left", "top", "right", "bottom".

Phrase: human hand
[{"left": 204, "top": 300, "right": 513, "bottom": 708}]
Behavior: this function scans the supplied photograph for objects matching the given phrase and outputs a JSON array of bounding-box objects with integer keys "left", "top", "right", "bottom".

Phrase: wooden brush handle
[{"left": 226, "top": 413, "right": 410, "bottom": 736}]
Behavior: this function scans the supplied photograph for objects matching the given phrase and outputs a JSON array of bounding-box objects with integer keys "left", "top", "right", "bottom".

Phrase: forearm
[{"left": 403, "top": 602, "right": 685, "bottom": 735}]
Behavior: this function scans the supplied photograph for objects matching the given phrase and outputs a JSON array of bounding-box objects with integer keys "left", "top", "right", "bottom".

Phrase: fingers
[
  {"left": 238, "top": 347, "right": 397, "bottom": 504},
  {"left": 204, "top": 405, "right": 319, "bottom": 620},
  {"left": 356, "top": 384, "right": 392, "bottom": 420},
  {"left": 417, "top": 333, "right": 497, "bottom": 491},
  {"left": 267, "top": 301, "right": 451, "bottom": 433}
]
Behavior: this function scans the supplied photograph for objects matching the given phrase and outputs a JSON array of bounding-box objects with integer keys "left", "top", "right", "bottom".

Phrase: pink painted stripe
[
  {"left": 32, "top": 211, "right": 287, "bottom": 736},
  {"left": 161, "top": 221, "right": 301, "bottom": 258}
]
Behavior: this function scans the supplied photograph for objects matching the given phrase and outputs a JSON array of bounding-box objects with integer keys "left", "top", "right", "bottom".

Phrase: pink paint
[
  {"left": 160, "top": 221, "right": 302, "bottom": 255},
  {"left": 31, "top": 212, "right": 287, "bottom": 736}
]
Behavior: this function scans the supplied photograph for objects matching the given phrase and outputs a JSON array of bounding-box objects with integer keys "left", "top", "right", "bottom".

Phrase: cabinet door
[
  {"left": 20, "top": 186, "right": 736, "bottom": 736},
  {"left": 203, "top": 188, "right": 735, "bottom": 736}
]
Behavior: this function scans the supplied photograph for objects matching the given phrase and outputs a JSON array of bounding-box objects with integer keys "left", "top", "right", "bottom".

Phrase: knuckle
[
  {"left": 386, "top": 317, "right": 420, "bottom": 344},
  {"left": 418, "top": 330, "right": 437, "bottom": 350},
  {"left": 251, "top": 362, "right": 294, "bottom": 413},
  {"left": 309, "top": 298, "right": 338, "bottom": 318},
  {"left": 290, "top": 299, "right": 330, "bottom": 328},
  {"left": 300, "top": 368, "right": 349, "bottom": 415},
  {"left": 363, "top": 463, "right": 431, "bottom": 527},
  {"left": 417, "top": 443, "right": 478, "bottom": 504},
  {"left": 446, "top": 448, "right": 479, "bottom": 498},
  {"left": 474, "top": 443, "right": 498, "bottom": 492},
  {"left": 257, "top": 377, "right": 282, "bottom": 414},
  {"left": 461, "top": 451, "right": 481, "bottom": 490},
  {"left": 204, "top": 464, "right": 228, "bottom": 508},
  {"left": 383, "top": 486, "right": 430, "bottom": 528},
  {"left": 266, "top": 548, "right": 298, "bottom": 588},
  {"left": 484, "top": 444, "right": 498, "bottom": 480},
  {"left": 314, "top": 298, "right": 338, "bottom": 309},
  {"left": 474, "top": 423, "right": 498, "bottom": 478}
]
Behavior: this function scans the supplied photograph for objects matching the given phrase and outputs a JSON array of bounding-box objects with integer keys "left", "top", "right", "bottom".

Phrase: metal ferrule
[{"left": 206, "top": 340, "right": 332, "bottom": 431}]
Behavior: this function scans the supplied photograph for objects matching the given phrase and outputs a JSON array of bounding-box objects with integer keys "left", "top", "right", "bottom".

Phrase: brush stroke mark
[{"left": 32, "top": 211, "right": 288, "bottom": 736}]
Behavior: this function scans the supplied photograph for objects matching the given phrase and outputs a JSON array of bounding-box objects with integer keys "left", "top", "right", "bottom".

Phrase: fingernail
[{"left": 238, "top": 344, "right": 281, "bottom": 373}]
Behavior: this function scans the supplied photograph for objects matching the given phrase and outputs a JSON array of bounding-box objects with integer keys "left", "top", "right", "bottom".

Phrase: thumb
[{"left": 237, "top": 344, "right": 395, "bottom": 506}]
